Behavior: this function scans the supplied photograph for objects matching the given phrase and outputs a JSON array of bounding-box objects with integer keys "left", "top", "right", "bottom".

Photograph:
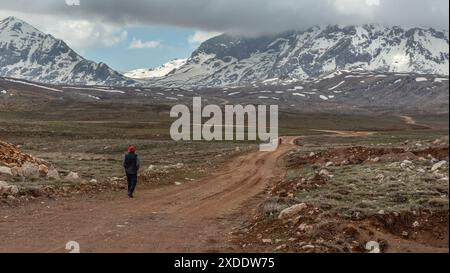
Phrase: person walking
[{"left": 123, "top": 146, "right": 140, "bottom": 198}]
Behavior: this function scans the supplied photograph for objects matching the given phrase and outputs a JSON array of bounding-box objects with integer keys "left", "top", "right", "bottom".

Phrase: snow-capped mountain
[
  {"left": 156, "top": 25, "right": 449, "bottom": 87},
  {"left": 124, "top": 58, "right": 187, "bottom": 79},
  {"left": 0, "top": 16, "right": 134, "bottom": 86}
]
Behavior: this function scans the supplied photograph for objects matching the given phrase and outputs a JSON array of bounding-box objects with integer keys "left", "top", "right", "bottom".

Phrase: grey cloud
[{"left": 0, "top": 0, "right": 448, "bottom": 34}]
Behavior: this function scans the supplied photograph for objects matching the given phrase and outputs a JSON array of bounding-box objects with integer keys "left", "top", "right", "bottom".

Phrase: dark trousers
[{"left": 126, "top": 173, "right": 138, "bottom": 196}]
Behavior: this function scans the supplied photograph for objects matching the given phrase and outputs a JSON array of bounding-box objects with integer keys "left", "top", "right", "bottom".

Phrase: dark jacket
[{"left": 123, "top": 153, "right": 140, "bottom": 175}]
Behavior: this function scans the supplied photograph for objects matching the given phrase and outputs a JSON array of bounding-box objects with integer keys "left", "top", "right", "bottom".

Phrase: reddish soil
[
  {"left": 235, "top": 208, "right": 448, "bottom": 253},
  {"left": 0, "top": 138, "right": 298, "bottom": 253},
  {"left": 234, "top": 140, "right": 449, "bottom": 253},
  {"left": 0, "top": 133, "right": 447, "bottom": 253},
  {"left": 288, "top": 146, "right": 449, "bottom": 167}
]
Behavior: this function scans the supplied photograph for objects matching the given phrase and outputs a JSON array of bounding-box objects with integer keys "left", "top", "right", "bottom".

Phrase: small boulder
[
  {"left": 431, "top": 160, "right": 447, "bottom": 172},
  {"left": 0, "top": 181, "right": 9, "bottom": 194},
  {"left": 46, "top": 168, "right": 60, "bottom": 180},
  {"left": 319, "top": 169, "right": 330, "bottom": 177},
  {"left": 0, "top": 166, "right": 12, "bottom": 176},
  {"left": 0, "top": 181, "right": 19, "bottom": 195},
  {"left": 8, "top": 185, "right": 19, "bottom": 195},
  {"left": 400, "top": 160, "right": 414, "bottom": 169},
  {"left": 19, "top": 162, "right": 40, "bottom": 178},
  {"left": 301, "top": 245, "right": 315, "bottom": 251},
  {"left": 371, "top": 157, "right": 380, "bottom": 163},
  {"left": 278, "top": 203, "right": 307, "bottom": 220},
  {"left": 66, "top": 172, "right": 80, "bottom": 180}
]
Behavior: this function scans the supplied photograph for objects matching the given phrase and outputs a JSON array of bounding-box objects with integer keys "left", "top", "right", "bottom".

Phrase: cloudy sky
[{"left": 0, "top": 0, "right": 448, "bottom": 71}]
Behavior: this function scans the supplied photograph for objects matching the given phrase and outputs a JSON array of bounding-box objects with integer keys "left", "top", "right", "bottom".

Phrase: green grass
[{"left": 286, "top": 162, "right": 448, "bottom": 218}]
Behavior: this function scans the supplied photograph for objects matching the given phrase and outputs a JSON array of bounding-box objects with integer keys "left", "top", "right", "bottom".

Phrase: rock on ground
[
  {"left": 18, "top": 162, "right": 40, "bottom": 178},
  {"left": 431, "top": 160, "right": 448, "bottom": 172},
  {"left": 0, "top": 166, "right": 12, "bottom": 176},
  {"left": 46, "top": 168, "right": 60, "bottom": 180},
  {"left": 0, "top": 181, "right": 19, "bottom": 195},
  {"left": 278, "top": 203, "right": 307, "bottom": 220},
  {"left": 66, "top": 172, "right": 80, "bottom": 180}
]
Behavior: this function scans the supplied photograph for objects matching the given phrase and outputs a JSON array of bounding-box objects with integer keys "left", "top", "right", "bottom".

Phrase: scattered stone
[
  {"left": 340, "top": 159, "right": 350, "bottom": 166},
  {"left": 301, "top": 244, "right": 315, "bottom": 251},
  {"left": 412, "top": 221, "right": 420, "bottom": 228},
  {"left": 400, "top": 160, "right": 414, "bottom": 169},
  {"left": 8, "top": 185, "right": 19, "bottom": 195},
  {"left": 375, "top": 174, "right": 384, "bottom": 180},
  {"left": 66, "top": 172, "right": 80, "bottom": 180},
  {"left": 0, "top": 181, "right": 9, "bottom": 194},
  {"left": 46, "top": 168, "right": 60, "bottom": 180},
  {"left": 262, "top": 239, "right": 272, "bottom": 244},
  {"left": 275, "top": 244, "right": 287, "bottom": 250},
  {"left": 19, "top": 162, "right": 40, "bottom": 178},
  {"left": 431, "top": 160, "right": 447, "bottom": 172},
  {"left": 0, "top": 181, "right": 19, "bottom": 195},
  {"left": 0, "top": 166, "right": 12, "bottom": 176},
  {"left": 298, "top": 223, "right": 312, "bottom": 232},
  {"left": 417, "top": 168, "right": 426, "bottom": 173},
  {"left": 325, "top": 162, "right": 333, "bottom": 167},
  {"left": 278, "top": 203, "right": 307, "bottom": 220},
  {"left": 319, "top": 169, "right": 330, "bottom": 177}
]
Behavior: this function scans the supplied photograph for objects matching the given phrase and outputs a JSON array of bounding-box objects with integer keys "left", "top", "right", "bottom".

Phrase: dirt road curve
[{"left": 0, "top": 138, "right": 298, "bottom": 253}]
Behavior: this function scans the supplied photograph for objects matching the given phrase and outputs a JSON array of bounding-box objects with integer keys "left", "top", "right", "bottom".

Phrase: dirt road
[{"left": 0, "top": 138, "right": 298, "bottom": 253}]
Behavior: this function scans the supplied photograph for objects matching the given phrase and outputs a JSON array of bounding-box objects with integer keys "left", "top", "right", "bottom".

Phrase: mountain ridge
[
  {"left": 0, "top": 16, "right": 135, "bottom": 86},
  {"left": 154, "top": 24, "right": 449, "bottom": 87}
]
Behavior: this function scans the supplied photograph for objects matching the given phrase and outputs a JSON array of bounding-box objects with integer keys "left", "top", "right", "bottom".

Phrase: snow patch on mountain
[
  {"left": 154, "top": 25, "right": 449, "bottom": 87},
  {"left": 124, "top": 59, "right": 187, "bottom": 79},
  {"left": 0, "top": 16, "right": 134, "bottom": 86}
]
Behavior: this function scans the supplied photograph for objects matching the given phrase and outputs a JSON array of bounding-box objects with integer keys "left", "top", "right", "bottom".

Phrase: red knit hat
[{"left": 128, "top": 146, "right": 136, "bottom": 153}]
